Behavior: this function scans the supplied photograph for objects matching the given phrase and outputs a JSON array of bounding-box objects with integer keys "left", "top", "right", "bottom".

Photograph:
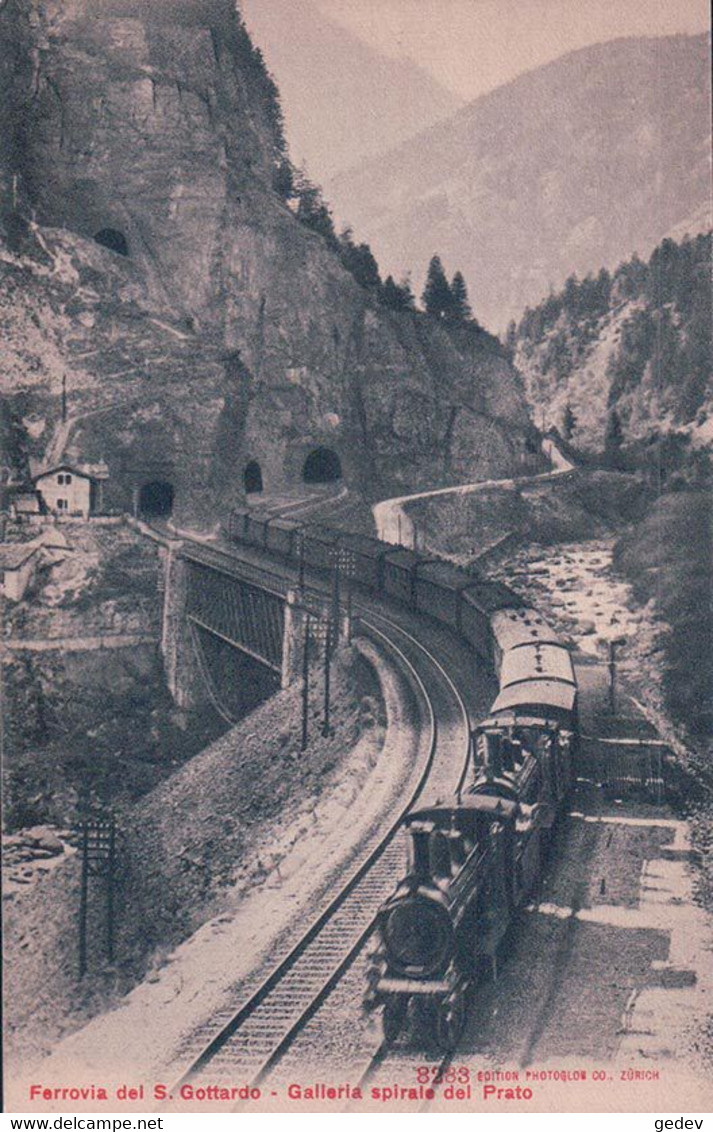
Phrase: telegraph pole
[
  {"left": 309, "top": 613, "right": 332, "bottom": 737},
  {"left": 301, "top": 612, "right": 311, "bottom": 751},
  {"left": 297, "top": 531, "right": 305, "bottom": 593},
  {"left": 607, "top": 637, "right": 626, "bottom": 715},
  {"left": 330, "top": 549, "right": 341, "bottom": 652},
  {"left": 322, "top": 615, "right": 332, "bottom": 737}
]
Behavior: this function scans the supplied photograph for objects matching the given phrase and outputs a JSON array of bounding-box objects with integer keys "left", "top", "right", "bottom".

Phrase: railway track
[{"left": 171, "top": 608, "right": 472, "bottom": 1094}]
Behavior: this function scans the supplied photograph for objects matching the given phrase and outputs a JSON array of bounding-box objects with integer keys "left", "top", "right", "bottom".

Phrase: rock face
[
  {"left": 328, "top": 33, "right": 712, "bottom": 331},
  {"left": 1, "top": 0, "right": 533, "bottom": 525}
]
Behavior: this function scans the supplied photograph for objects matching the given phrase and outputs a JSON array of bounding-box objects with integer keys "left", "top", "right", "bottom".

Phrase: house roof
[
  {"left": 32, "top": 464, "right": 96, "bottom": 484},
  {"left": 0, "top": 543, "right": 38, "bottom": 570}
]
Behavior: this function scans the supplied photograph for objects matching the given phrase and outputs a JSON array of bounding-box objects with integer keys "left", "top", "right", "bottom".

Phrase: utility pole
[
  {"left": 308, "top": 612, "right": 332, "bottom": 738},
  {"left": 342, "top": 551, "right": 355, "bottom": 644},
  {"left": 608, "top": 638, "right": 625, "bottom": 715},
  {"left": 297, "top": 531, "right": 305, "bottom": 593},
  {"left": 330, "top": 548, "right": 341, "bottom": 652},
  {"left": 322, "top": 615, "right": 332, "bottom": 737},
  {"left": 301, "top": 611, "right": 311, "bottom": 751},
  {"left": 61, "top": 373, "right": 67, "bottom": 423},
  {"left": 77, "top": 812, "right": 117, "bottom": 977}
]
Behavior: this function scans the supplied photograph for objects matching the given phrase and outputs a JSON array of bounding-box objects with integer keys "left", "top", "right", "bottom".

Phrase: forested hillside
[{"left": 511, "top": 232, "right": 712, "bottom": 455}]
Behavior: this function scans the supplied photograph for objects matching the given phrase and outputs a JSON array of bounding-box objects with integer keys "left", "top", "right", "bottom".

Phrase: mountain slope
[
  {"left": 0, "top": 0, "right": 531, "bottom": 527},
  {"left": 328, "top": 33, "right": 711, "bottom": 330},
  {"left": 511, "top": 232, "right": 712, "bottom": 451},
  {"left": 239, "top": 0, "right": 461, "bottom": 180}
]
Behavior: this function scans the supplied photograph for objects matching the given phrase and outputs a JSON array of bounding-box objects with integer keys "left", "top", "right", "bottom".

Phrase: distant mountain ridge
[
  {"left": 328, "top": 33, "right": 711, "bottom": 330},
  {"left": 238, "top": 0, "right": 462, "bottom": 179}
]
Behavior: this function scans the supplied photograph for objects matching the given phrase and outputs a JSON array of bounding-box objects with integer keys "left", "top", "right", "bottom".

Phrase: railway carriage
[
  {"left": 226, "top": 507, "right": 249, "bottom": 544},
  {"left": 490, "top": 607, "right": 564, "bottom": 675},
  {"left": 460, "top": 581, "right": 522, "bottom": 662},
  {"left": 383, "top": 548, "right": 437, "bottom": 608},
  {"left": 265, "top": 516, "right": 303, "bottom": 560},
  {"left": 301, "top": 524, "right": 341, "bottom": 572},
  {"left": 337, "top": 531, "right": 389, "bottom": 592},
  {"left": 413, "top": 560, "right": 477, "bottom": 630},
  {"left": 244, "top": 512, "right": 270, "bottom": 549}
]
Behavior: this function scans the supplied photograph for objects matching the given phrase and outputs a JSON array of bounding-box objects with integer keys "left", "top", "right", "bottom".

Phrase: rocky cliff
[{"left": 0, "top": 0, "right": 532, "bottom": 526}]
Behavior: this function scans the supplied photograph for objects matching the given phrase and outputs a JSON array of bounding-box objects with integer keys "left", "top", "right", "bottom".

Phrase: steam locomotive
[
  {"left": 226, "top": 508, "right": 578, "bottom": 1049},
  {"left": 365, "top": 617, "right": 577, "bottom": 1049}
]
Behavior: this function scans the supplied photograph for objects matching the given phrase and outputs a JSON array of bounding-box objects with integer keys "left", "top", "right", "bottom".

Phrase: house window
[
  {"left": 57, "top": 473, "right": 73, "bottom": 485},
  {"left": 57, "top": 499, "right": 68, "bottom": 511}
]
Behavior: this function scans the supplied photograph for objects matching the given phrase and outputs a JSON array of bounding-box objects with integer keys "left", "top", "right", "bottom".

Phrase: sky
[{"left": 313, "top": 0, "right": 710, "bottom": 101}]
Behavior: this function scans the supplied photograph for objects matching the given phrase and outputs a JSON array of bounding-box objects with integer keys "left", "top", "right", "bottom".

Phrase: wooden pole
[
  {"left": 331, "top": 555, "right": 340, "bottom": 651},
  {"left": 608, "top": 641, "right": 618, "bottom": 715},
  {"left": 78, "top": 824, "right": 89, "bottom": 978},
  {"left": 298, "top": 534, "right": 305, "bottom": 592},
  {"left": 322, "top": 617, "right": 332, "bottom": 737},
  {"left": 301, "top": 613, "right": 311, "bottom": 751},
  {"left": 106, "top": 819, "right": 116, "bottom": 963}
]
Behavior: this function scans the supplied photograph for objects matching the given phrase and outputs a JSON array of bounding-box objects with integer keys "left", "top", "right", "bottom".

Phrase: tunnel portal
[
  {"left": 139, "top": 480, "right": 174, "bottom": 517},
  {"left": 302, "top": 447, "right": 342, "bottom": 484}
]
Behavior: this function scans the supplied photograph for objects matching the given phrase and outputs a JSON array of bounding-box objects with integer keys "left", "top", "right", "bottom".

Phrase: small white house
[
  {"left": 33, "top": 464, "right": 96, "bottom": 518},
  {"left": 0, "top": 543, "right": 38, "bottom": 601}
]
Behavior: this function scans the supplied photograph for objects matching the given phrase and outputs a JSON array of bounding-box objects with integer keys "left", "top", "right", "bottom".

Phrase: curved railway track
[{"left": 171, "top": 605, "right": 472, "bottom": 1094}]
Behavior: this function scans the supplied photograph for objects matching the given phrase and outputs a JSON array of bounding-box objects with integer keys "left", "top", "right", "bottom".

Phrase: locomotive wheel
[
  {"left": 435, "top": 986, "right": 466, "bottom": 1052},
  {"left": 382, "top": 995, "right": 407, "bottom": 1043}
]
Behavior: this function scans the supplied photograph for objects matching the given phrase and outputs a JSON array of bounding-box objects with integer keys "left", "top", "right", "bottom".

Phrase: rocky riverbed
[{"left": 487, "top": 538, "right": 668, "bottom": 730}]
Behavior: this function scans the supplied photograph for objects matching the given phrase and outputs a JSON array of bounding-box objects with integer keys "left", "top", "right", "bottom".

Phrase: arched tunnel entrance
[
  {"left": 302, "top": 447, "right": 342, "bottom": 484},
  {"left": 94, "top": 228, "right": 129, "bottom": 256},
  {"left": 244, "top": 460, "right": 263, "bottom": 494},
  {"left": 139, "top": 480, "right": 174, "bottom": 518}
]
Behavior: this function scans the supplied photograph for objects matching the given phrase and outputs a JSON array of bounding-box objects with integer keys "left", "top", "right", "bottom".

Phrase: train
[{"left": 226, "top": 506, "right": 578, "bottom": 1050}]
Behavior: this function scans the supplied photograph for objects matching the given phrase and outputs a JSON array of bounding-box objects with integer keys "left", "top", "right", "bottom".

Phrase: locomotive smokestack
[{"left": 409, "top": 823, "right": 433, "bottom": 880}]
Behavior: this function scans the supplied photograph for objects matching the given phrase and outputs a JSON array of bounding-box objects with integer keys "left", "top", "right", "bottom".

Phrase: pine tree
[
  {"left": 449, "top": 271, "right": 472, "bottom": 321},
  {"left": 604, "top": 408, "right": 624, "bottom": 466},
  {"left": 338, "top": 230, "right": 381, "bottom": 289},
  {"left": 380, "top": 275, "right": 415, "bottom": 311},
  {"left": 562, "top": 404, "right": 577, "bottom": 440},
  {"left": 397, "top": 274, "right": 416, "bottom": 310},
  {"left": 422, "top": 255, "right": 452, "bottom": 319},
  {"left": 294, "top": 169, "right": 338, "bottom": 250}
]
